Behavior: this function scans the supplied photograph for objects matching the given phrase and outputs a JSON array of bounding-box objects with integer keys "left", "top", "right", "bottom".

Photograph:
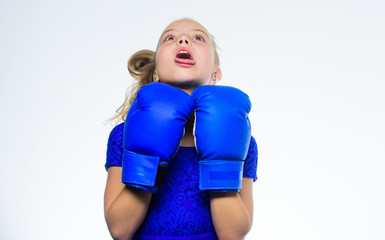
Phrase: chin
[
  {"left": 159, "top": 79, "right": 203, "bottom": 92},
  {"left": 162, "top": 77, "right": 201, "bottom": 85}
]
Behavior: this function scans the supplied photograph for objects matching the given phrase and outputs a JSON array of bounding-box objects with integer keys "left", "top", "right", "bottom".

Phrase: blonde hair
[
  {"left": 106, "top": 19, "right": 220, "bottom": 126},
  {"left": 106, "top": 49, "right": 155, "bottom": 125}
]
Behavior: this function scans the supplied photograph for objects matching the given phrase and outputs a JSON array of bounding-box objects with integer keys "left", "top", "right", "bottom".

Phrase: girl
[{"left": 104, "top": 18, "right": 258, "bottom": 240}]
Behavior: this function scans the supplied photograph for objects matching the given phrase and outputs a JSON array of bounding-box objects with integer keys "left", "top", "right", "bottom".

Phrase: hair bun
[{"left": 127, "top": 49, "right": 155, "bottom": 81}]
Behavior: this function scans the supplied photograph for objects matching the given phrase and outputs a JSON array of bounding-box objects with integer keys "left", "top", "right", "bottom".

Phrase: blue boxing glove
[
  {"left": 192, "top": 85, "right": 251, "bottom": 192},
  {"left": 122, "top": 82, "right": 194, "bottom": 193}
]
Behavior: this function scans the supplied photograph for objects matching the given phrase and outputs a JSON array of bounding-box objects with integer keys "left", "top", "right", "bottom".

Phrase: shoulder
[
  {"left": 107, "top": 122, "right": 125, "bottom": 147},
  {"left": 243, "top": 135, "right": 258, "bottom": 181},
  {"left": 248, "top": 135, "right": 258, "bottom": 158},
  {"left": 108, "top": 122, "right": 125, "bottom": 141},
  {"left": 105, "top": 122, "right": 125, "bottom": 171}
]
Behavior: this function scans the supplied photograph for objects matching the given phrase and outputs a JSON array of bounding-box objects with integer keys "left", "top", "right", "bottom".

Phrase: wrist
[{"left": 209, "top": 191, "right": 238, "bottom": 199}]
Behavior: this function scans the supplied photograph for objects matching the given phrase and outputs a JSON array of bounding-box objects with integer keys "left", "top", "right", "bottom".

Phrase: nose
[{"left": 177, "top": 35, "right": 190, "bottom": 45}]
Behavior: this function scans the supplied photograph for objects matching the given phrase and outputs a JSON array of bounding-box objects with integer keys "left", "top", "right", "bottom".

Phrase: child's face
[{"left": 154, "top": 19, "right": 218, "bottom": 90}]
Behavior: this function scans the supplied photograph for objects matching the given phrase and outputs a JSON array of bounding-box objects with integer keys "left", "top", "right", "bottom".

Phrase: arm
[
  {"left": 210, "top": 178, "right": 254, "bottom": 240},
  {"left": 104, "top": 167, "right": 152, "bottom": 240},
  {"left": 192, "top": 85, "right": 253, "bottom": 238},
  {"left": 103, "top": 83, "right": 194, "bottom": 239}
]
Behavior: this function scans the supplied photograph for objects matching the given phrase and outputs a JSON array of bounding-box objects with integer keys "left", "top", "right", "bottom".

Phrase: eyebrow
[
  {"left": 161, "top": 28, "right": 210, "bottom": 39},
  {"left": 193, "top": 29, "right": 210, "bottom": 38}
]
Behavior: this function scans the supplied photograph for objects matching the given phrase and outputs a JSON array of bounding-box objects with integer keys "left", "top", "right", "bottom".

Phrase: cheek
[
  {"left": 200, "top": 46, "right": 215, "bottom": 64},
  {"left": 201, "top": 48, "right": 216, "bottom": 70},
  {"left": 155, "top": 50, "right": 165, "bottom": 66},
  {"left": 155, "top": 48, "right": 174, "bottom": 69}
]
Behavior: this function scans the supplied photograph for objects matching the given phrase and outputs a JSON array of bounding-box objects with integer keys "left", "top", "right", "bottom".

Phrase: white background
[{"left": 1, "top": 0, "right": 384, "bottom": 239}]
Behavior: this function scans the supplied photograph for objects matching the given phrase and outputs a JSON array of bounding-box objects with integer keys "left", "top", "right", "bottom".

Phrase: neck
[
  {"left": 180, "top": 115, "right": 195, "bottom": 147},
  {"left": 159, "top": 81, "right": 203, "bottom": 95}
]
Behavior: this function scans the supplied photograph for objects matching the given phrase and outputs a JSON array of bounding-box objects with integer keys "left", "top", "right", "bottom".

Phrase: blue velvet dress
[{"left": 105, "top": 123, "right": 258, "bottom": 240}]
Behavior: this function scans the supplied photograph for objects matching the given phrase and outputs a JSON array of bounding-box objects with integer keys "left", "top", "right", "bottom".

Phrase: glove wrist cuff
[
  {"left": 199, "top": 160, "right": 244, "bottom": 191},
  {"left": 122, "top": 150, "right": 168, "bottom": 193}
]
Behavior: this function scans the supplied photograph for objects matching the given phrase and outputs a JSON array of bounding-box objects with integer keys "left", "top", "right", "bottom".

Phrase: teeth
[{"left": 178, "top": 51, "right": 189, "bottom": 54}]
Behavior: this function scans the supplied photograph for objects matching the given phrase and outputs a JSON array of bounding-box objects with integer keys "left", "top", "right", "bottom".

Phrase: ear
[
  {"left": 210, "top": 68, "right": 222, "bottom": 85},
  {"left": 153, "top": 71, "right": 159, "bottom": 82}
]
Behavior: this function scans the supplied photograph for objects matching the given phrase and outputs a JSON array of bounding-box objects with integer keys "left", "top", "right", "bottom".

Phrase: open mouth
[
  {"left": 176, "top": 51, "right": 193, "bottom": 60},
  {"left": 174, "top": 48, "right": 195, "bottom": 67}
]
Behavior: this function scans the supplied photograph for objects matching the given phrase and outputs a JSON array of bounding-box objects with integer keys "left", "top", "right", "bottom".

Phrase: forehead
[{"left": 161, "top": 19, "right": 209, "bottom": 36}]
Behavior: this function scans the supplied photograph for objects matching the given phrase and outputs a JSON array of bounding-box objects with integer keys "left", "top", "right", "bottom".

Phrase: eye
[
  {"left": 194, "top": 34, "right": 205, "bottom": 42},
  {"left": 164, "top": 34, "right": 175, "bottom": 41}
]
